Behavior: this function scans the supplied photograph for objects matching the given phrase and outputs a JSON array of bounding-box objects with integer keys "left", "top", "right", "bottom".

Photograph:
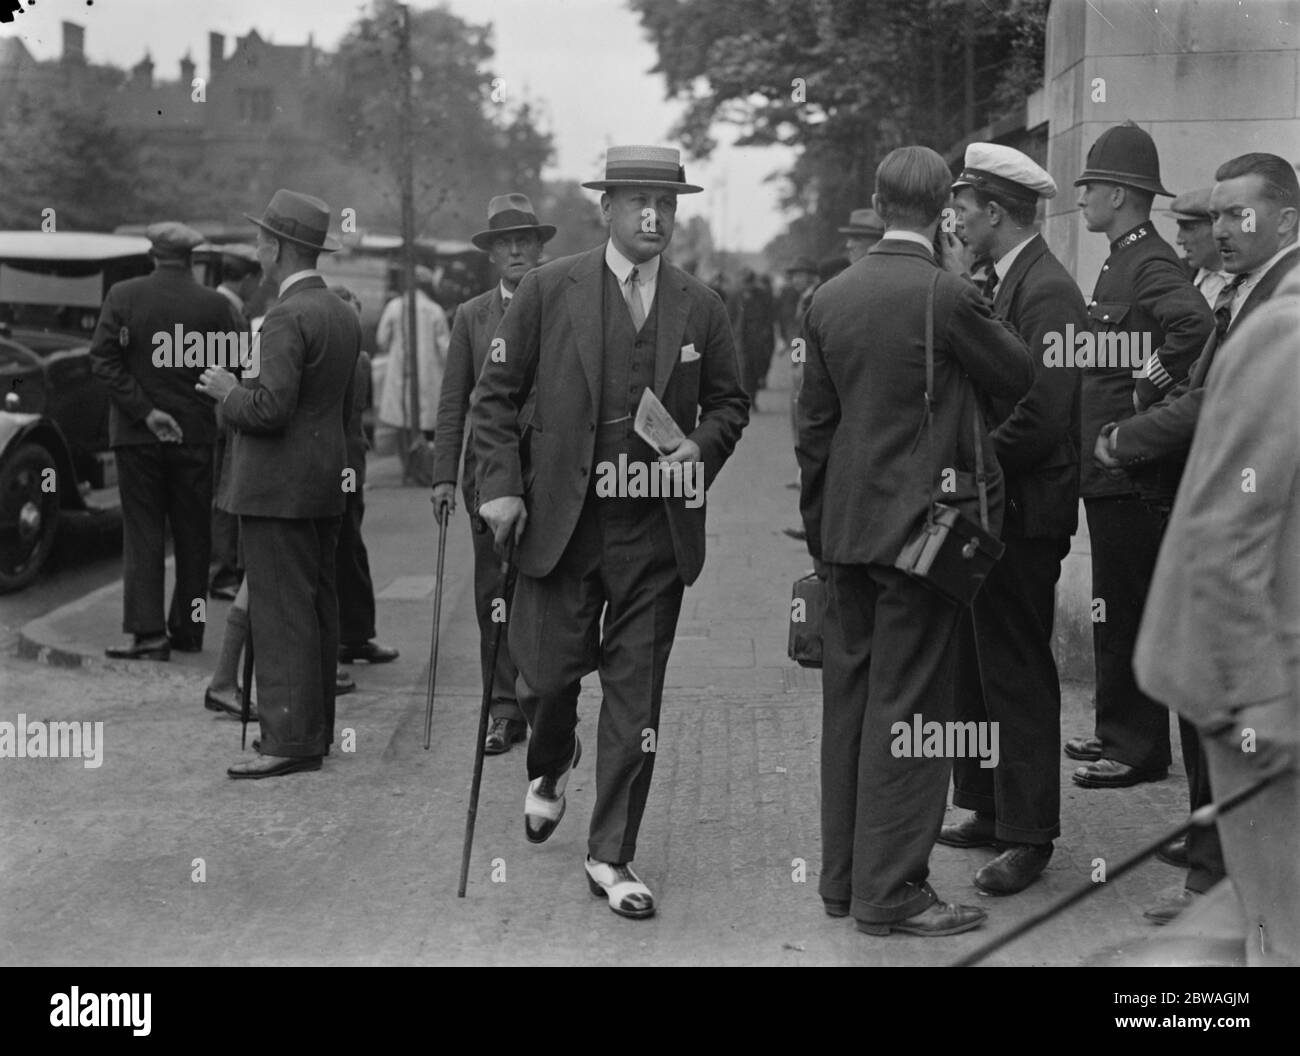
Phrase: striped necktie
[
  {"left": 625, "top": 266, "right": 646, "bottom": 332},
  {"left": 1213, "top": 272, "right": 1248, "bottom": 341}
]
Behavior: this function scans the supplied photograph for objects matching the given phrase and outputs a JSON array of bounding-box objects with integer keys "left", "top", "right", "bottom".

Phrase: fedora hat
[
  {"left": 1074, "top": 121, "right": 1172, "bottom": 198},
  {"left": 582, "top": 145, "right": 703, "bottom": 194},
  {"left": 244, "top": 189, "right": 341, "bottom": 253},
  {"left": 838, "top": 208, "right": 885, "bottom": 237},
  {"left": 471, "top": 193, "right": 557, "bottom": 251}
]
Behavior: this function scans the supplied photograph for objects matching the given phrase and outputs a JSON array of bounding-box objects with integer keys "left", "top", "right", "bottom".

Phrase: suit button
[{"left": 1102, "top": 264, "right": 1109, "bottom": 271}]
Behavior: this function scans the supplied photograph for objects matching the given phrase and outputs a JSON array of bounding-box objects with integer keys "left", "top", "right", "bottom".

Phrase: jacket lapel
[
  {"left": 654, "top": 262, "right": 690, "bottom": 400},
  {"left": 993, "top": 235, "right": 1045, "bottom": 315},
  {"left": 564, "top": 247, "right": 606, "bottom": 412}
]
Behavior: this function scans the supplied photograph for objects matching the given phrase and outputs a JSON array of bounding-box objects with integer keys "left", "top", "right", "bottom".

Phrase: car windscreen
[{"left": 0, "top": 254, "right": 152, "bottom": 336}]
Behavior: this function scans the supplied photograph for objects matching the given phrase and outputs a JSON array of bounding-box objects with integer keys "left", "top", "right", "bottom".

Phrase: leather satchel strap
[
  {"left": 922, "top": 271, "right": 939, "bottom": 527},
  {"left": 972, "top": 391, "right": 990, "bottom": 531}
]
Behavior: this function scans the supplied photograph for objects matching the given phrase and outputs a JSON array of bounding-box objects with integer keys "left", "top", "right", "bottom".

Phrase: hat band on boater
[{"left": 603, "top": 162, "right": 689, "bottom": 184}]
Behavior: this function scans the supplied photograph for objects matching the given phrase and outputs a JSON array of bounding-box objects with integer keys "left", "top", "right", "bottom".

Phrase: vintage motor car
[{"left": 0, "top": 231, "right": 152, "bottom": 592}]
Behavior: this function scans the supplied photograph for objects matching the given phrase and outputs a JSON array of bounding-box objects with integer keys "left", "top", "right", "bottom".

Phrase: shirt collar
[
  {"left": 993, "top": 233, "right": 1037, "bottom": 281},
  {"left": 278, "top": 268, "right": 322, "bottom": 297},
  {"left": 880, "top": 230, "right": 934, "bottom": 251},
  {"left": 1234, "top": 240, "right": 1299, "bottom": 294},
  {"left": 498, "top": 280, "right": 513, "bottom": 304},
  {"left": 605, "top": 239, "right": 660, "bottom": 284}
]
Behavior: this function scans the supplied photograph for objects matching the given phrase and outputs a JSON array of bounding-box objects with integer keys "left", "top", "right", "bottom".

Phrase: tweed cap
[{"left": 146, "top": 221, "right": 206, "bottom": 258}]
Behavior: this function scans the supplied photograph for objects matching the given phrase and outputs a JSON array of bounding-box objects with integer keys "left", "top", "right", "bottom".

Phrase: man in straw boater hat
[
  {"left": 432, "top": 193, "right": 556, "bottom": 757},
  {"left": 197, "top": 189, "right": 361, "bottom": 779},
  {"left": 1065, "top": 120, "right": 1213, "bottom": 791},
  {"left": 471, "top": 146, "right": 749, "bottom": 917}
]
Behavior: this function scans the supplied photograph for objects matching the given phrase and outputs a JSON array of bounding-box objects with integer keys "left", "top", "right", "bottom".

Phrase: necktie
[
  {"left": 981, "top": 268, "right": 999, "bottom": 301},
  {"left": 1213, "top": 273, "right": 1248, "bottom": 341},
  {"left": 625, "top": 267, "right": 646, "bottom": 332}
]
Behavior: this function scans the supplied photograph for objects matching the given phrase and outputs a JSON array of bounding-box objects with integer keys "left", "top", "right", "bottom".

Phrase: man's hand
[
  {"left": 657, "top": 436, "right": 701, "bottom": 465},
  {"left": 144, "top": 408, "right": 184, "bottom": 444},
  {"left": 936, "top": 229, "right": 966, "bottom": 276},
  {"left": 478, "top": 495, "right": 526, "bottom": 549},
  {"left": 1093, "top": 423, "right": 1126, "bottom": 478},
  {"left": 196, "top": 366, "right": 238, "bottom": 402},
  {"left": 431, "top": 483, "right": 456, "bottom": 523}
]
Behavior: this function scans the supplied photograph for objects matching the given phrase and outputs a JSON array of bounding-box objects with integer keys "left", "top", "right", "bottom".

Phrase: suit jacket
[
  {"left": 89, "top": 262, "right": 244, "bottom": 447},
  {"left": 222, "top": 276, "right": 361, "bottom": 519},
  {"left": 1113, "top": 246, "right": 1300, "bottom": 497},
  {"left": 797, "top": 239, "right": 1035, "bottom": 566},
  {"left": 1079, "top": 221, "right": 1214, "bottom": 499},
  {"left": 989, "top": 234, "right": 1086, "bottom": 539},
  {"left": 346, "top": 350, "right": 371, "bottom": 488},
  {"left": 1134, "top": 267, "right": 1300, "bottom": 723},
  {"left": 432, "top": 283, "right": 507, "bottom": 503},
  {"left": 471, "top": 244, "right": 750, "bottom": 586}
]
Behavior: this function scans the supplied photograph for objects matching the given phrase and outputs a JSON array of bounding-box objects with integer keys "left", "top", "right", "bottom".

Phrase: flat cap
[
  {"left": 953, "top": 142, "right": 1056, "bottom": 201},
  {"left": 146, "top": 221, "right": 206, "bottom": 257},
  {"left": 218, "top": 242, "right": 259, "bottom": 264},
  {"left": 1167, "top": 187, "right": 1213, "bottom": 221}
]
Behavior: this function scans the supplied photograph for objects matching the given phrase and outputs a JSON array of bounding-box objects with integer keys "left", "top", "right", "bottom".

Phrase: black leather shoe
[
  {"left": 335, "top": 670, "right": 356, "bottom": 695},
  {"left": 524, "top": 735, "right": 581, "bottom": 843},
  {"left": 227, "top": 754, "right": 322, "bottom": 779},
  {"left": 974, "top": 843, "right": 1053, "bottom": 895},
  {"left": 1156, "top": 835, "right": 1190, "bottom": 868},
  {"left": 204, "top": 688, "right": 259, "bottom": 722},
  {"left": 484, "top": 716, "right": 527, "bottom": 755},
  {"left": 338, "top": 640, "right": 399, "bottom": 664},
  {"left": 168, "top": 636, "right": 203, "bottom": 653},
  {"left": 857, "top": 900, "right": 987, "bottom": 937},
  {"left": 937, "top": 812, "right": 999, "bottom": 848},
  {"left": 1072, "top": 758, "right": 1167, "bottom": 788},
  {"left": 106, "top": 635, "right": 170, "bottom": 661},
  {"left": 1064, "top": 735, "right": 1103, "bottom": 761},
  {"left": 1144, "top": 887, "right": 1200, "bottom": 925}
]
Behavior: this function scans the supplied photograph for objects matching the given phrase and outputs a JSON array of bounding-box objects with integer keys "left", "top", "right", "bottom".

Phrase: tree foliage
[{"left": 630, "top": 0, "right": 1048, "bottom": 262}]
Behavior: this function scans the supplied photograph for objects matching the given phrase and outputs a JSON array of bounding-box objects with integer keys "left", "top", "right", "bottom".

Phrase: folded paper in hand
[{"left": 634, "top": 388, "right": 686, "bottom": 454}]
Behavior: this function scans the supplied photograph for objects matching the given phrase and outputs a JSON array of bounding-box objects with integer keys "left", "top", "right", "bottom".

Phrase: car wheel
[{"left": 0, "top": 442, "right": 62, "bottom": 593}]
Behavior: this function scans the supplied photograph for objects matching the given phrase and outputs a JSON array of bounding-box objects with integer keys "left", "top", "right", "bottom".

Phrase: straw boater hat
[
  {"left": 470, "top": 193, "right": 557, "bottom": 251},
  {"left": 582, "top": 145, "right": 703, "bottom": 194},
  {"left": 244, "top": 188, "right": 341, "bottom": 253}
]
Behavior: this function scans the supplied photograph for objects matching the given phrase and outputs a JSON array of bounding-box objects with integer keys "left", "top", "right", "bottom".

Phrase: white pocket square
[{"left": 680, "top": 343, "right": 700, "bottom": 363}]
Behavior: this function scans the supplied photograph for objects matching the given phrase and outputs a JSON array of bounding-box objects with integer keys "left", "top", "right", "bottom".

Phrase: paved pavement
[{"left": 0, "top": 359, "right": 1244, "bottom": 966}]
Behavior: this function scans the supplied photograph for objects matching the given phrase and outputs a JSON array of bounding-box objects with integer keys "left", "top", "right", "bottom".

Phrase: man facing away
[
  {"left": 90, "top": 222, "right": 243, "bottom": 662},
  {"left": 798, "top": 145, "right": 1034, "bottom": 937},
  {"left": 471, "top": 145, "right": 749, "bottom": 919},
  {"left": 196, "top": 189, "right": 360, "bottom": 779},
  {"left": 431, "top": 192, "right": 556, "bottom": 756}
]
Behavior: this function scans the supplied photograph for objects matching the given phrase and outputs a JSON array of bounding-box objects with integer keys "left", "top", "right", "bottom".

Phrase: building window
[{"left": 237, "top": 88, "right": 273, "bottom": 123}]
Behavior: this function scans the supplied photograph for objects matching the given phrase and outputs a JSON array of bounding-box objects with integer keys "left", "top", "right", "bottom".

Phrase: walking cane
[
  {"left": 458, "top": 534, "right": 516, "bottom": 898},
  {"left": 240, "top": 604, "right": 254, "bottom": 752},
  {"left": 952, "top": 754, "right": 1295, "bottom": 967},
  {"left": 422, "top": 503, "right": 450, "bottom": 750}
]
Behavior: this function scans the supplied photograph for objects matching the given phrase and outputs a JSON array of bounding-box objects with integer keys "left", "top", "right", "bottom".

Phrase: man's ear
[
  {"left": 871, "top": 192, "right": 885, "bottom": 224},
  {"left": 600, "top": 192, "right": 612, "bottom": 223}
]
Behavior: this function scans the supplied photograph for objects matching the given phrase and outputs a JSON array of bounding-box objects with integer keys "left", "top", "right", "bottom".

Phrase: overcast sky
[{"left": 2, "top": 0, "right": 795, "bottom": 252}]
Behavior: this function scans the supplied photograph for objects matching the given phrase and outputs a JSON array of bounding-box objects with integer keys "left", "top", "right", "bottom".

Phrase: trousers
[{"left": 509, "top": 495, "right": 683, "bottom": 863}]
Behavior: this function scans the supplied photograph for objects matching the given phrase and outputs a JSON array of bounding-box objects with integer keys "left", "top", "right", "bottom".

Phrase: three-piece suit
[{"left": 471, "top": 242, "right": 749, "bottom": 863}]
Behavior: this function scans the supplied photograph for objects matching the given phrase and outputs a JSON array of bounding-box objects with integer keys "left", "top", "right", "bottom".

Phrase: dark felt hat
[
  {"left": 244, "top": 188, "right": 341, "bottom": 253},
  {"left": 470, "top": 194, "right": 557, "bottom": 251}
]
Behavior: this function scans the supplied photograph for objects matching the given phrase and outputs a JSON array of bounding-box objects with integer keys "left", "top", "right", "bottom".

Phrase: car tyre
[{"left": 0, "top": 442, "right": 61, "bottom": 593}]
